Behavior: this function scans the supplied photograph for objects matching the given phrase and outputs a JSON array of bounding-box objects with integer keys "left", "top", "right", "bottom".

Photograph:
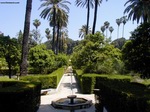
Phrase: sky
[{"left": 0, "top": 0, "right": 138, "bottom": 42}]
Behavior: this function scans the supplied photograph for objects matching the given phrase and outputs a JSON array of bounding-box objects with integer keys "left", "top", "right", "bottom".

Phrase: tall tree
[
  {"left": 55, "top": 9, "right": 69, "bottom": 54},
  {"left": 45, "top": 28, "right": 51, "bottom": 40},
  {"left": 20, "top": 0, "right": 32, "bottom": 76},
  {"left": 92, "top": 0, "right": 108, "bottom": 34},
  {"left": 121, "top": 16, "right": 128, "bottom": 38},
  {"left": 109, "top": 26, "right": 114, "bottom": 38},
  {"left": 124, "top": 0, "right": 150, "bottom": 23},
  {"left": 104, "top": 21, "right": 110, "bottom": 38},
  {"left": 33, "top": 19, "right": 41, "bottom": 29},
  {"left": 79, "top": 25, "right": 91, "bottom": 39},
  {"left": 116, "top": 18, "right": 122, "bottom": 39},
  {"left": 39, "top": 0, "right": 70, "bottom": 53},
  {"left": 100, "top": 25, "right": 105, "bottom": 36},
  {"left": 75, "top": 0, "right": 94, "bottom": 35},
  {"left": 0, "top": 36, "right": 20, "bottom": 78}
]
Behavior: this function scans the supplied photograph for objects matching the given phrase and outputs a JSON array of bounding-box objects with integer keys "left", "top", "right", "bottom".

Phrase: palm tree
[
  {"left": 39, "top": 0, "right": 70, "bottom": 53},
  {"left": 121, "top": 16, "right": 127, "bottom": 38},
  {"left": 55, "top": 9, "right": 69, "bottom": 54},
  {"left": 100, "top": 25, "right": 105, "bottom": 36},
  {"left": 45, "top": 28, "right": 51, "bottom": 40},
  {"left": 32, "top": 19, "right": 41, "bottom": 44},
  {"left": 79, "top": 25, "right": 91, "bottom": 39},
  {"left": 116, "top": 18, "right": 122, "bottom": 39},
  {"left": 109, "top": 26, "right": 114, "bottom": 38},
  {"left": 124, "top": 0, "right": 150, "bottom": 23},
  {"left": 104, "top": 21, "right": 110, "bottom": 38},
  {"left": 92, "top": 0, "right": 108, "bottom": 34},
  {"left": 75, "top": 0, "right": 94, "bottom": 35},
  {"left": 20, "top": 0, "right": 32, "bottom": 76},
  {"left": 33, "top": 19, "right": 41, "bottom": 29}
]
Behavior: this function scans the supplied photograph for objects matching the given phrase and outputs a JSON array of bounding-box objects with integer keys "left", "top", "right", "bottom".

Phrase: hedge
[
  {"left": 20, "top": 75, "right": 57, "bottom": 89},
  {"left": 0, "top": 81, "right": 41, "bottom": 112},
  {"left": 75, "top": 69, "right": 150, "bottom": 112},
  {"left": 20, "top": 67, "right": 65, "bottom": 89},
  {"left": 95, "top": 76, "right": 150, "bottom": 112}
]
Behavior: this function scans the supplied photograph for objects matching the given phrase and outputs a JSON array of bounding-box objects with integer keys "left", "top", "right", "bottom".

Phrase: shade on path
[{"left": 37, "top": 67, "right": 96, "bottom": 112}]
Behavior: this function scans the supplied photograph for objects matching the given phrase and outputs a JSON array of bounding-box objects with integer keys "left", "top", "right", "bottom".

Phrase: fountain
[{"left": 51, "top": 66, "right": 93, "bottom": 111}]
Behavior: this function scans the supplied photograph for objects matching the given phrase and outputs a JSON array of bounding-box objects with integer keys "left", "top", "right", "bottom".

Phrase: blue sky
[{"left": 0, "top": 0, "right": 138, "bottom": 42}]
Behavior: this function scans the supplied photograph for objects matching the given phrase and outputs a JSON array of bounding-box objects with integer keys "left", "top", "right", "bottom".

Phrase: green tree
[
  {"left": 79, "top": 25, "right": 91, "bottom": 39},
  {"left": 124, "top": 0, "right": 150, "bottom": 23},
  {"left": 33, "top": 19, "right": 41, "bottom": 29},
  {"left": 45, "top": 28, "right": 51, "bottom": 40},
  {"left": 71, "top": 32, "right": 122, "bottom": 74},
  {"left": 32, "top": 19, "right": 42, "bottom": 44},
  {"left": 111, "top": 38, "right": 126, "bottom": 50},
  {"left": 116, "top": 18, "right": 122, "bottom": 39},
  {"left": 29, "top": 44, "right": 55, "bottom": 74},
  {"left": 20, "top": 0, "right": 32, "bottom": 76},
  {"left": 75, "top": 0, "right": 94, "bottom": 35},
  {"left": 39, "top": 0, "right": 70, "bottom": 53},
  {"left": 104, "top": 21, "right": 110, "bottom": 38},
  {"left": 55, "top": 9, "right": 69, "bottom": 54},
  {"left": 0, "top": 36, "right": 20, "bottom": 78},
  {"left": 122, "top": 23, "right": 150, "bottom": 78}
]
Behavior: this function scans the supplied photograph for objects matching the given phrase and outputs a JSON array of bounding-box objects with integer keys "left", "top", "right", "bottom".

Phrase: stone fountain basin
[{"left": 51, "top": 97, "right": 92, "bottom": 110}]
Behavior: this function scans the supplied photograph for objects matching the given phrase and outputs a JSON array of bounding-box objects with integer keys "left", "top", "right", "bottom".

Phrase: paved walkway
[{"left": 37, "top": 67, "right": 96, "bottom": 112}]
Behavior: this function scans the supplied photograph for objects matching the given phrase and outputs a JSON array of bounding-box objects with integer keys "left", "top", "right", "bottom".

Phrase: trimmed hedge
[
  {"left": 75, "top": 69, "right": 150, "bottom": 112},
  {"left": 81, "top": 75, "right": 96, "bottom": 94},
  {"left": 95, "top": 76, "right": 150, "bottom": 112},
  {"left": 0, "top": 81, "right": 41, "bottom": 112},
  {"left": 20, "top": 67, "right": 65, "bottom": 89},
  {"left": 20, "top": 75, "right": 57, "bottom": 89}
]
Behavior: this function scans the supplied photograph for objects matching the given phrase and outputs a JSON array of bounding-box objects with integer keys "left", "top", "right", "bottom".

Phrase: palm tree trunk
[
  {"left": 52, "top": 7, "right": 56, "bottom": 54},
  {"left": 20, "top": 0, "right": 32, "bottom": 76},
  {"left": 122, "top": 24, "right": 124, "bottom": 38},
  {"left": 86, "top": 0, "right": 90, "bottom": 35},
  {"left": 56, "top": 21, "right": 60, "bottom": 55},
  {"left": 92, "top": 0, "right": 98, "bottom": 34},
  {"left": 117, "top": 25, "right": 119, "bottom": 39}
]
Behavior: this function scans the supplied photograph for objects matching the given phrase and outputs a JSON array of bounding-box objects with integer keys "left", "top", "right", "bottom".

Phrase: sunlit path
[{"left": 37, "top": 66, "right": 96, "bottom": 112}]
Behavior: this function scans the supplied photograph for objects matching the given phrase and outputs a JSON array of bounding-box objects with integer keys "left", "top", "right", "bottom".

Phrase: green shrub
[
  {"left": 81, "top": 75, "right": 96, "bottom": 94},
  {"left": 21, "top": 75, "right": 57, "bottom": 89},
  {"left": 95, "top": 76, "right": 150, "bottom": 112},
  {"left": 21, "top": 67, "right": 65, "bottom": 89},
  {"left": 0, "top": 81, "right": 41, "bottom": 112}
]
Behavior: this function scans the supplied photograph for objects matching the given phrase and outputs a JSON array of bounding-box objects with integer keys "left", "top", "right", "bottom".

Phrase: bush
[
  {"left": 21, "top": 75, "right": 57, "bottom": 89},
  {"left": 95, "top": 76, "right": 150, "bottom": 112},
  {"left": 21, "top": 67, "right": 65, "bottom": 89},
  {"left": 0, "top": 81, "right": 41, "bottom": 112}
]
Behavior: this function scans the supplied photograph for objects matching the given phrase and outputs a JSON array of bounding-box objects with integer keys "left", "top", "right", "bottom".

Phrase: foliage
[
  {"left": 0, "top": 58, "right": 7, "bottom": 70},
  {"left": 28, "top": 44, "right": 56, "bottom": 74},
  {"left": 21, "top": 67, "right": 65, "bottom": 89},
  {"left": 55, "top": 53, "right": 68, "bottom": 68},
  {"left": 0, "top": 36, "right": 21, "bottom": 78},
  {"left": 20, "top": 75, "right": 57, "bottom": 89},
  {"left": 95, "top": 76, "right": 150, "bottom": 112},
  {"left": 71, "top": 32, "right": 124, "bottom": 74},
  {"left": 111, "top": 38, "right": 126, "bottom": 50},
  {"left": 0, "top": 81, "right": 41, "bottom": 112},
  {"left": 122, "top": 23, "right": 150, "bottom": 78},
  {"left": 124, "top": 0, "right": 150, "bottom": 23}
]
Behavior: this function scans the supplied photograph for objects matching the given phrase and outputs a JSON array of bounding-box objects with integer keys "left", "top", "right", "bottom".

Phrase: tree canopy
[{"left": 122, "top": 23, "right": 150, "bottom": 78}]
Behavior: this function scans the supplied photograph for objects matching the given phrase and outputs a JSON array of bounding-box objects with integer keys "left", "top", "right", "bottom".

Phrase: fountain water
[{"left": 51, "top": 66, "right": 93, "bottom": 111}]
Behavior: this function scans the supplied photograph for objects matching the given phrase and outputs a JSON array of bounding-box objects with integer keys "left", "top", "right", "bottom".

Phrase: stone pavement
[{"left": 37, "top": 69, "right": 96, "bottom": 112}]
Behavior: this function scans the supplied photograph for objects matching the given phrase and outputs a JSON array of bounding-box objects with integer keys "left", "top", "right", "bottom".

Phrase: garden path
[{"left": 37, "top": 67, "right": 96, "bottom": 112}]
